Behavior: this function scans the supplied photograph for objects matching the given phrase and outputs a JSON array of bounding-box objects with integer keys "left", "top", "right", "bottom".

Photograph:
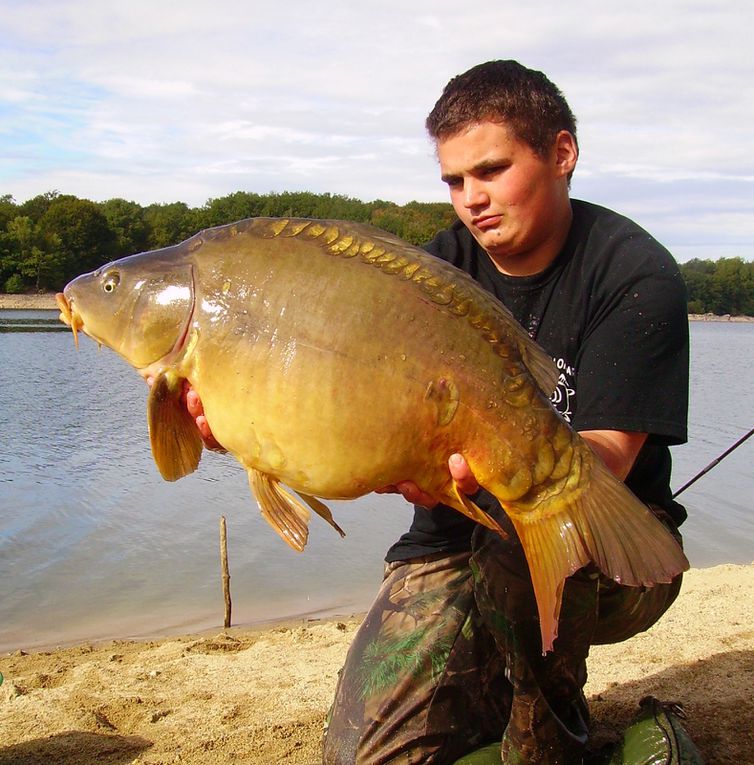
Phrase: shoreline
[
  {"left": 0, "top": 293, "right": 60, "bottom": 309},
  {"left": 1, "top": 292, "right": 752, "bottom": 321},
  {"left": 1, "top": 563, "right": 752, "bottom": 764}
]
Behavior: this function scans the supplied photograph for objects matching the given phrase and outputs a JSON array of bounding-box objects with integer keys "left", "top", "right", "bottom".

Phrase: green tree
[
  {"left": 0, "top": 215, "right": 65, "bottom": 291},
  {"left": 100, "top": 198, "right": 150, "bottom": 257},
  {"left": 681, "top": 262, "right": 715, "bottom": 313},
  {"left": 369, "top": 202, "right": 407, "bottom": 239},
  {"left": 0, "top": 194, "right": 18, "bottom": 232},
  {"left": 17, "top": 191, "right": 64, "bottom": 222},
  {"left": 712, "top": 258, "right": 754, "bottom": 315},
  {"left": 368, "top": 200, "right": 455, "bottom": 245},
  {"left": 142, "top": 201, "right": 202, "bottom": 248},
  {"left": 680, "top": 257, "right": 754, "bottom": 316},
  {"left": 9, "top": 187, "right": 750, "bottom": 314},
  {"left": 39, "top": 197, "right": 117, "bottom": 283},
  {"left": 200, "top": 191, "right": 266, "bottom": 228}
]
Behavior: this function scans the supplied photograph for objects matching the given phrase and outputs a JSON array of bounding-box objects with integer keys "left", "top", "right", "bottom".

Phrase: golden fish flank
[{"left": 57, "top": 217, "right": 688, "bottom": 653}]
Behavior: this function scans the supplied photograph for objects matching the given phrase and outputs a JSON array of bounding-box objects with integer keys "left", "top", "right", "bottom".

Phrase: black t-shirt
[{"left": 386, "top": 199, "right": 689, "bottom": 562}]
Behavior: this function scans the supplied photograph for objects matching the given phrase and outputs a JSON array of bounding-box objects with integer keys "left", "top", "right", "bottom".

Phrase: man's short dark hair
[{"left": 426, "top": 60, "right": 578, "bottom": 158}]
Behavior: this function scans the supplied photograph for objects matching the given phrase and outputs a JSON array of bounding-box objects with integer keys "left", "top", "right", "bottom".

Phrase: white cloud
[{"left": 1, "top": 0, "right": 753, "bottom": 261}]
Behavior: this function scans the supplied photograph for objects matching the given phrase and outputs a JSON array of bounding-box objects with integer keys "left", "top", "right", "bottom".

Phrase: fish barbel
[{"left": 57, "top": 217, "right": 688, "bottom": 652}]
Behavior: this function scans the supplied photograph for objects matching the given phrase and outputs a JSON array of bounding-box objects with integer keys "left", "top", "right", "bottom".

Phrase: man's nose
[{"left": 464, "top": 179, "right": 488, "bottom": 208}]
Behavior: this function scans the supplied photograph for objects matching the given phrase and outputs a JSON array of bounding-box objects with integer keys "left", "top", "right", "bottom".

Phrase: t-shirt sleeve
[{"left": 570, "top": 247, "right": 689, "bottom": 445}]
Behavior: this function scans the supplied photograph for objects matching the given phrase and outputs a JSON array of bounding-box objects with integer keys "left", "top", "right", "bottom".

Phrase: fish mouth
[{"left": 56, "top": 292, "right": 84, "bottom": 348}]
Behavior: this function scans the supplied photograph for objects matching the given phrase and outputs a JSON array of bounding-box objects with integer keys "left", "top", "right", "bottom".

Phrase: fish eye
[{"left": 103, "top": 272, "right": 120, "bottom": 293}]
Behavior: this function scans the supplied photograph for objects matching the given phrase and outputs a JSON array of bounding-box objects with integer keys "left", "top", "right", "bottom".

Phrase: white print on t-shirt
[{"left": 550, "top": 357, "right": 575, "bottom": 422}]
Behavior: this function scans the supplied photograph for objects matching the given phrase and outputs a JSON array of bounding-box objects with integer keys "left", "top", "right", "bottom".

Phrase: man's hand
[
  {"left": 375, "top": 453, "right": 479, "bottom": 508},
  {"left": 183, "top": 383, "right": 226, "bottom": 451}
]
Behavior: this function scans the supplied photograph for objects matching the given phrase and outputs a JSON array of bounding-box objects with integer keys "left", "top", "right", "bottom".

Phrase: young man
[
  {"left": 319, "top": 61, "right": 689, "bottom": 764},
  {"left": 188, "top": 61, "right": 689, "bottom": 764}
]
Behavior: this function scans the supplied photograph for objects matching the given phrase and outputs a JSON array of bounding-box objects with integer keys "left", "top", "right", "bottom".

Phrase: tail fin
[{"left": 500, "top": 454, "right": 689, "bottom": 653}]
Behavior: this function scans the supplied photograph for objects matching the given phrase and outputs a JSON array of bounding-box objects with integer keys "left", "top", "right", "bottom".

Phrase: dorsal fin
[{"left": 206, "top": 217, "right": 558, "bottom": 397}]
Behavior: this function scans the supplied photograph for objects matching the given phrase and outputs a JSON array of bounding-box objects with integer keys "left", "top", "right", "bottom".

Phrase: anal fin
[
  {"left": 147, "top": 371, "right": 203, "bottom": 481},
  {"left": 440, "top": 481, "right": 508, "bottom": 537}
]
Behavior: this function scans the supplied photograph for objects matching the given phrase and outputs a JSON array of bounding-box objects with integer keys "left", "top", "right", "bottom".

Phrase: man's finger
[
  {"left": 196, "top": 415, "right": 226, "bottom": 452},
  {"left": 395, "top": 481, "right": 438, "bottom": 509},
  {"left": 449, "top": 453, "right": 479, "bottom": 495},
  {"left": 186, "top": 388, "right": 204, "bottom": 418}
]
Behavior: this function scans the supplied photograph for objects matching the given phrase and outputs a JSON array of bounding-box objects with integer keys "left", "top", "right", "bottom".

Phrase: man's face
[{"left": 436, "top": 121, "right": 575, "bottom": 276}]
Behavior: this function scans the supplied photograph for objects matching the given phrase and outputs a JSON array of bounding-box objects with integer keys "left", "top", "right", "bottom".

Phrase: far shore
[
  {"left": 0, "top": 293, "right": 60, "bottom": 309},
  {"left": 1, "top": 292, "right": 752, "bottom": 321}
]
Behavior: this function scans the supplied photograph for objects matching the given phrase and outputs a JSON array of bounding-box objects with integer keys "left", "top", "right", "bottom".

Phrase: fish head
[{"left": 58, "top": 246, "right": 195, "bottom": 372}]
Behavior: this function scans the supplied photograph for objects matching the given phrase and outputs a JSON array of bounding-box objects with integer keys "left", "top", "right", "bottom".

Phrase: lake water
[{"left": 1, "top": 313, "right": 752, "bottom": 652}]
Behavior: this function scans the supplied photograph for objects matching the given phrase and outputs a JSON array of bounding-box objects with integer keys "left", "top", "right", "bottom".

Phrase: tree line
[
  {"left": 0, "top": 191, "right": 455, "bottom": 294},
  {"left": 1, "top": 190, "right": 752, "bottom": 316},
  {"left": 682, "top": 257, "right": 754, "bottom": 316}
]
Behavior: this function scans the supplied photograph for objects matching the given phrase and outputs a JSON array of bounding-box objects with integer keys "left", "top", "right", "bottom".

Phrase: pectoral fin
[{"left": 147, "top": 371, "right": 203, "bottom": 481}]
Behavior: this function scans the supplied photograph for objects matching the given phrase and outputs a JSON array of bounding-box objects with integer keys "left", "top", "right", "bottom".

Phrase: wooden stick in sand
[{"left": 220, "top": 515, "right": 232, "bottom": 628}]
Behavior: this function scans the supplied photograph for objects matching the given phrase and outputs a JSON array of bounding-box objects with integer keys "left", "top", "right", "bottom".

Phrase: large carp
[{"left": 57, "top": 217, "right": 688, "bottom": 652}]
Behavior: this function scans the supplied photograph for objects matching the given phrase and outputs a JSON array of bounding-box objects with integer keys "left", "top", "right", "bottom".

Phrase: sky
[{"left": 1, "top": 0, "right": 752, "bottom": 263}]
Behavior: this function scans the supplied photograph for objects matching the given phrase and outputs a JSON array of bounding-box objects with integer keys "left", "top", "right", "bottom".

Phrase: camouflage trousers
[{"left": 322, "top": 509, "right": 682, "bottom": 765}]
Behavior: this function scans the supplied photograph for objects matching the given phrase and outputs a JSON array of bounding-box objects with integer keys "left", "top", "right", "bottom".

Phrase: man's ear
[{"left": 554, "top": 130, "right": 578, "bottom": 178}]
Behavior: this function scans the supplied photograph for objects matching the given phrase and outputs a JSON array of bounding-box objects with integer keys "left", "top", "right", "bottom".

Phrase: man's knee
[{"left": 593, "top": 572, "right": 682, "bottom": 644}]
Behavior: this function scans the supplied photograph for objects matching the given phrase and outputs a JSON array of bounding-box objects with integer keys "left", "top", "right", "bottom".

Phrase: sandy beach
[
  {"left": 0, "top": 293, "right": 60, "bottom": 310},
  {"left": 1, "top": 564, "right": 752, "bottom": 764}
]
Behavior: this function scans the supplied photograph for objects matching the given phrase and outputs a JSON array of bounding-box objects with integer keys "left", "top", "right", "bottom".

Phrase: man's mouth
[{"left": 472, "top": 214, "right": 502, "bottom": 230}]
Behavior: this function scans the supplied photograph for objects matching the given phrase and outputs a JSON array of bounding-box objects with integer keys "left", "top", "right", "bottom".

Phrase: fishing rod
[{"left": 672, "top": 426, "right": 754, "bottom": 498}]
